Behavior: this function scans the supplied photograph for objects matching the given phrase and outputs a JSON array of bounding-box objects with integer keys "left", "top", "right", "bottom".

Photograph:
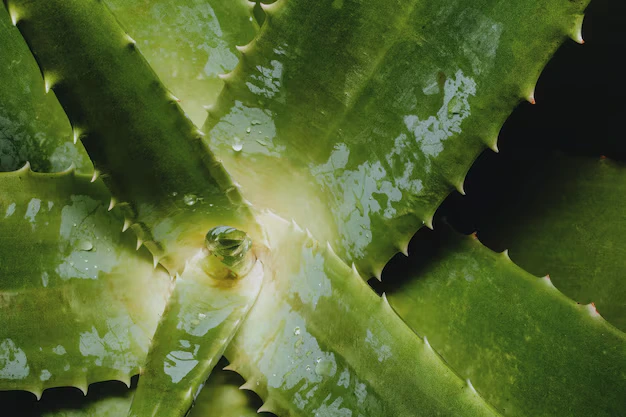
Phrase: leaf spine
[{"left": 466, "top": 379, "right": 477, "bottom": 394}]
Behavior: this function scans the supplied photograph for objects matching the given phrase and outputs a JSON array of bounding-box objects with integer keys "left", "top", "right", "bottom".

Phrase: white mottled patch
[
  {"left": 164, "top": 347, "right": 199, "bottom": 384},
  {"left": 24, "top": 198, "right": 41, "bottom": 228},
  {"left": 365, "top": 329, "right": 392, "bottom": 362},
  {"left": 4, "top": 203, "right": 15, "bottom": 218},
  {"left": 39, "top": 369, "right": 51, "bottom": 381},
  {"left": 404, "top": 70, "right": 476, "bottom": 158},
  {"left": 246, "top": 60, "right": 283, "bottom": 99},
  {"left": 312, "top": 139, "right": 423, "bottom": 257},
  {"left": 313, "top": 394, "right": 353, "bottom": 417},
  {"left": 0, "top": 339, "right": 29, "bottom": 380},
  {"left": 291, "top": 244, "right": 332, "bottom": 309},
  {"left": 78, "top": 317, "right": 140, "bottom": 373},
  {"left": 53, "top": 345, "right": 66, "bottom": 355}
]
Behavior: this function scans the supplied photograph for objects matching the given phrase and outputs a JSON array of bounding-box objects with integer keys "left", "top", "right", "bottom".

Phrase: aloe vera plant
[{"left": 1, "top": 0, "right": 624, "bottom": 416}]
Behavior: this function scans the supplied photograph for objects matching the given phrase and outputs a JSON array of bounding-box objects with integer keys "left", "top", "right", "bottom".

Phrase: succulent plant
[{"left": 1, "top": 0, "right": 624, "bottom": 416}]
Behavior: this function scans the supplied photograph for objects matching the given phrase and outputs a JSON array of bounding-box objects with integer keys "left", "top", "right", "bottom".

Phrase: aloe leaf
[
  {"left": 204, "top": 0, "right": 588, "bottom": 277},
  {"left": 386, "top": 227, "right": 626, "bottom": 417},
  {"left": 0, "top": 359, "right": 264, "bottom": 417},
  {"left": 0, "top": 7, "right": 90, "bottom": 173},
  {"left": 105, "top": 0, "right": 258, "bottom": 126},
  {"left": 128, "top": 228, "right": 263, "bottom": 417},
  {"left": 224, "top": 214, "right": 499, "bottom": 417},
  {"left": 471, "top": 155, "right": 626, "bottom": 331},
  {"left": 0, "top": 168, "right": 170, "bottom": 397},
  {"left": 5, "top": 0, "right": 259, "bottom": 272}
]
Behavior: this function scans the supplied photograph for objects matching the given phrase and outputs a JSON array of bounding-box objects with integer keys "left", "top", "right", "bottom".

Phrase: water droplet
[
  {"left": 251, "top": 119, "right": 261, "bottom": 125},
  {"left": 198, "top": 313, "right": 206, "bottom": 319},
  {"left": 245, "top": 127, "right": 251, "bottom": 134},
  {"left": 294, "top": 327, "right": 301, "bottom": 336},
  {"left": 232, "top": 137, "right": 243, "bottom": 152},
  {"left": 183, "top": 194, "right": 198, "bottom": 206},
  {"left": 77, "top": 239, "right": 93, "bottom": 251},
  {"left": 315, "top": 359, "right": 334, "bottom": 377},
  {"left": 305, "top": 365, "right": 311, "bottom": 372},
  {"left": 316, "top": 357, "right": 321, "bottom": 363},
  {"left": 73, "top": 223, "right": 77, "bottom": 227}
]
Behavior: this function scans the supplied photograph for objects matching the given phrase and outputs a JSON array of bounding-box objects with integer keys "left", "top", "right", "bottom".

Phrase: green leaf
[
  {"left": 105, "top": 0, "right": 258, "bottom": 126},
  {"left": 0, "top": 168, "right": 170, "bottom": 397},
  {"left": 0, "top": 359, "right": 264, "bottom": 417},
  {"left": 128, "top": 230, "right": 263, "bottom": 417},
  {"left": 204, "top": 0, "right": 588, "bottom": 277},
  {"left": 6, "top": 0, "right": 259, "bottom": 272},
  {"left": 386, "top": 226, "right": 626, "bottom": 417},
  {"left": 0, "top": 7, "right": 91, "bottom": 173},
  {"left": 225, "top": 214, "right": 499, "bottom": 417},
  {"left": 472, "top": 155, "right": 626, "bottom": 331}
]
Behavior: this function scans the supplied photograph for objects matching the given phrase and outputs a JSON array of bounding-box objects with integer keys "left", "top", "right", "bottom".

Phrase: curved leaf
[
  {"left": 470, "top": 155, "right": 626, "bottom": 331},
  {"left": 0, "top": 359, "right": 265, "bottom": 417},
  {"left": 386, "top": 227, "right": 626, "bottom": 417},
  {"left": 225, "top": 214, "right": 499, "bottom": 417},
  {"left": 204, "top": 0, "right": 588, "bottom": 277},
  {"left": 5, "top": 0, "right": 260, "bottom": 272},
  {"left": 0, "top": 7, "right": 90, "bottom": 173},
  {"left": 0, "top": 168, "right": 170, "bottom": 396},
  {"left": 105, "top": 0, "right": 258, "bottom": 126},
  {"left": 128, "top": 252, "right": 263, "bottom": 417}
]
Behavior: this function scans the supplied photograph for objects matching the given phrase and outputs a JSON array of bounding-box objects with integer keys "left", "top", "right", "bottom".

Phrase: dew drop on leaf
[
  {"left": 183, "top": 194, "right": 198, "bottom": 206},
  {"left": 77, "top": 239, "right": 93, "bottom": 251}
]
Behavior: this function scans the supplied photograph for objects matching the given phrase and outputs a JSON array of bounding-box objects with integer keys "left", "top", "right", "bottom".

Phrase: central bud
[{"left": 201, "top": 226, "right": 254, "bottom": 280}]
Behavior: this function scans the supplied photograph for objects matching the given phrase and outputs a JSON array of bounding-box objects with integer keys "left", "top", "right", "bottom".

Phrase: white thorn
[
  {"left": 235, "top": 45, "right": 246, "bottom": 53},
  {"left": 125, "top": 34, "right": 136, "bottom": 45},
  {"left": 381, "top": 292, "right": 391, "bottom": 307},
  {"left": 351, "top": 262, "right": 361, "bottom": 278},
  {"left": 169, "top": 93, "right": 180, "bottom": 102},
  {"left": 466, "top": 379, "right": 477, "bottom": 394},
  {"left": 456, "top": 181, "right": 466, "bottom": 196},
  {"left": 90, "top": 170, "right": 100, "bottom": 183},
  {"left": 501, "top": 249, "right": 511, "bottom": 260},
  {"left": 44, "top": 78, "right": 51, "bottom": 94},
  {"left": 153, "top": 255, "right": 160, "bottom": 269},
  {"left": 31, "top": 389, "right": 42, "bottom": 401},
  {"left": 19, "top": 161, "right": 31, "bottom": 173},
  {"left": 542, "top": 274, "right": 555, "bottom": 288},
  {"left": 122, "top": 218, "right": 131, "bottom": 232},
  {"left": 136, "top": 238, "right": 143, "bottom": 250},
  {"left": 9, "top": 10, "right": 19, "bottom": 26},
  {"left": 573, "top": 26, "right": 585, "bottom": 45},
  {"left": 424, "top": 335, "right": 431, "bottom": 349},
  {"left": 587, "top": 303, "right": 601, "bottom": 318},
  {"left": 325, "top": 241, "right": 335, "bottom": 255},
  {"left": 400, "top": 242, "right": 409, "bottom": 257},
  {"left": 527, "top": 89, "right": 536, "bottom": 105},
  {"left": 217, "top": 73, "right": 229, "bottom": 81},
  {"left": 291, "top": 219, "right": 303, "bottom": 232},
  {"left": 489, "top": 140, "right": 500, "bottom": 153},
  {"left": 108, "top": 198, "right": 116, "bottom": 211}
]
